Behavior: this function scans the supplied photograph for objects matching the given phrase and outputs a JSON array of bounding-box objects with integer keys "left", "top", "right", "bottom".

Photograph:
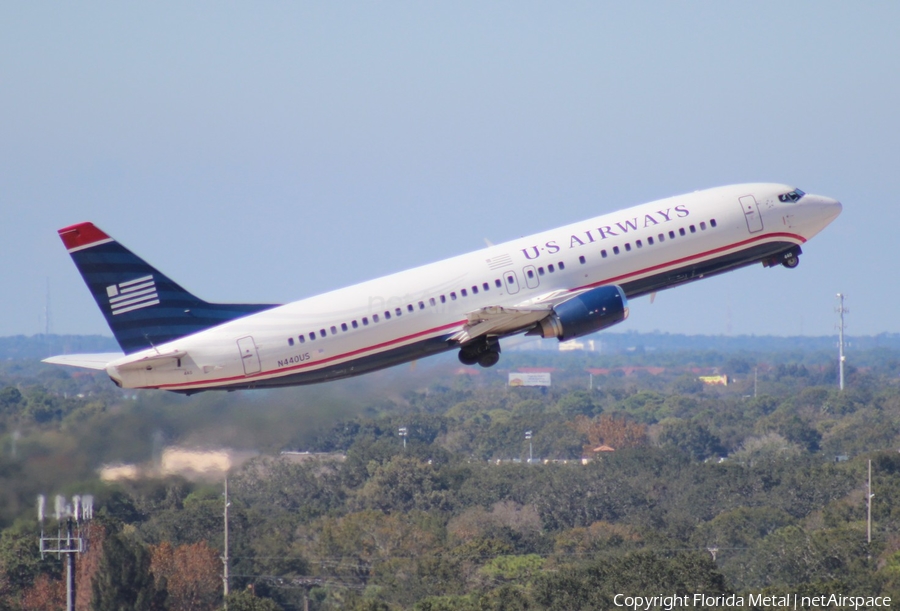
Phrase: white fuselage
[{"left": 105, "top": 183, "right": 841, "bottom": 392}]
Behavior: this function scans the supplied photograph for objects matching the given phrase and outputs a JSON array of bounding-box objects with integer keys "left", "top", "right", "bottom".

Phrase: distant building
[{"left": 509, "top": 372, "right": 552, "bottom": 387}]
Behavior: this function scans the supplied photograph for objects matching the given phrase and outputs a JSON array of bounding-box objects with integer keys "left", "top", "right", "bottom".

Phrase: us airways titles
[{"left": 521, "top": 205, "right": 690, "bottom": 260}]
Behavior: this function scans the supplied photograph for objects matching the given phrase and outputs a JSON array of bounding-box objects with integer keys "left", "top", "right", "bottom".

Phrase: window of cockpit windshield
[{"left": 778, "top": 189, "right": 806, "bottom": 203}]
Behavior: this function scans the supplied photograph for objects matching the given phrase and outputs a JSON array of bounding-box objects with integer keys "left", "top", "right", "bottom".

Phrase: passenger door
[
  {"left": 739, "top": 195, "right": 764, "bottom": 233},
  {"left": 237, "top": 336, "right": 261, "bottom": 375}
]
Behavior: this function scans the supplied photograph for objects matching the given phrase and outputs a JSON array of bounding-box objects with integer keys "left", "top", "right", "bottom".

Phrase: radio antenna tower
[
  {"left": 39, "top": 493, "right": 94, "bottom": 611},
  {"left": 836, "top": 293, "right": 849, "bottom": 391},
  {"left": 44, "top": 278, "right": 53, "bottom": 357}
]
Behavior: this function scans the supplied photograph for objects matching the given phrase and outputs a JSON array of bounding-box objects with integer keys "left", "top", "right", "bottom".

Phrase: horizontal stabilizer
[{"left": 42, "top": 353, "right": 124, "bottom": 370}]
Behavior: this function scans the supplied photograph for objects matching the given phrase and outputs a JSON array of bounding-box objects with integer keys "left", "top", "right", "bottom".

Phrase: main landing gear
[{"left": 458, "top": 337, "right": 501, "bottom": 368}]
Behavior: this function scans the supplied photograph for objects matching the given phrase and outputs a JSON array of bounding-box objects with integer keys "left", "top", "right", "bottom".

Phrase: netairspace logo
[{"left": 613, "top": 593, "right": 892, "bottom": 610}]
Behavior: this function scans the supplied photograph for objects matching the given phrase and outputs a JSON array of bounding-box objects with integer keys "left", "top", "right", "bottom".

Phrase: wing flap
[
  {"left": 450, "top": 288, "right": 600, "bottom": 344},
  {"left": 451, "top": 305, "right": 552, "bottom": 344}
]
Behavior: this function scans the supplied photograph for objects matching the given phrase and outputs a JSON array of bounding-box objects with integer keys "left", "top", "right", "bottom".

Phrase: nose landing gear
[
  {"left": 763, "top": 246, "right": 803, "bottom": 269},
  {"left": 458, "top": 337, "right": 501, "bottom": 368}
]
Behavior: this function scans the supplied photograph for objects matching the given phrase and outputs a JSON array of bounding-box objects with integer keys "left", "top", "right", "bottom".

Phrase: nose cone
[
  {"left": 802, "top": 194, "right": 842, "bottom": 237},
  {"left": 817, "top": 195, "right": 842, "bottom": 224}
]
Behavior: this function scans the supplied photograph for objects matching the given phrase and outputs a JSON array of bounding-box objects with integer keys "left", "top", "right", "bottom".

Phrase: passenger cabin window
[
  {"left": 341, "top": 323, "right": 348, "bottom": 331},
  {"left": 699, "top": 222, "right": 707, "bottom": 230},
  {"left": 679, "top": 228, "right": 686, "bottom": 236},
  {"left": 419, "top": 301, "right": 425, "bottom": 309},
  {"left": 362, "top": 317, "right": 369, "bottom": 326},
  {"left": 710, "top": 219, "right": 717, "bottom": 228},
  {"left": 495, "top": 279, "right": 502, "bottom": 288},
  {"left": 472, "top": 286, "right": 479, "bottom": 294},
  {"left": 625, "top": 243, "right": 631, "bottom": 252},
  {"left": 373, "top": 314, "right": 380, "bottom": 323},
  {"left": 601, "top": 250, "right": 607, "bottom": 258},
  {"left": 429, "top": 298, "right": 436, "bottom": 306},
  {"left": 396, "top": 307, "right": 403, "bottom": 316},
  {"left": 407, "top": 304, "right": 414, "bottom": 312},
  {"left": 538, "top": 267, "right": 545, "bottom": 276},
  {"left": 648, "top": 236, "right": 654, "bottom": 245},
  {"left": 658, "top": 233, "right": 665, "bottom": 242},
  {"left": 579, "top": 255, "right": 586, "bottom": 264},
  {"left": 526, "top": 270, "right": 534, "bottom": 279},
  {"left": 546, "top": 264, "right": 553, "bottom": 273},
  {"left": 384, "top": 311, "right": 390, "bottom": 320},
  {"left": 352, "top": 320, "right": 359, "bottom": 329},
  {"left": 331, "top": 326, "right": 337, "bottom": 334},
  {"left": 559, "top": 261, "right": 565, "bottom": 270},
  {"left": 689, "top": 225, "right": 696, "bottom": 233},
  {"left": 483, "top": 282, "right": 490, "bottom": 290},
  {"left": 636, "top": 240, "right": 642, "bottom": 248},
  {"left": 613, "top": 246, "right": 620, "bottom": 255},
  {"left": 461, "top": 288, "right": 468, "bottom": 296},
  {"left": 310, "top": 331, "right": 317, "bottom": 340},
  {"left": 320, "top": 328, "right": 327, "bottom": 337},
  {"left": 440, "top": 295, "right": 446, "bottom": 303},
  {"left": 299, "top": 335, "right": 306, "bottom": 344},
  {"left": 288, "top": 337, "right": 294, "bottom": 346},
  {"left": 669, "top": 230, "right": 675, "bottom": 239}
]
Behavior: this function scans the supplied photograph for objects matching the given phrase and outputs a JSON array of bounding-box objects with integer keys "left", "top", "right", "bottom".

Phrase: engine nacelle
[{"left": 534, "top": 285, "right": 628, "bottom": 341}]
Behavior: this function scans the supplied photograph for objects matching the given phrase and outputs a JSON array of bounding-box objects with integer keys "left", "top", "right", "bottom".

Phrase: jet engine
[{"left": 531, "top": 285, "right": 628, "bottom": 341}]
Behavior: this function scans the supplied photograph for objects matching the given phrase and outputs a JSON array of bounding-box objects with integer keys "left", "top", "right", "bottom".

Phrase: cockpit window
[{"left": 778, "top": 189, "right": 806, "bottom": 203}]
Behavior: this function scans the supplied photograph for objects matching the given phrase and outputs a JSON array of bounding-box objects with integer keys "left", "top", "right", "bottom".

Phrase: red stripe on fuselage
[
  {"left": 149, "top": 320, "right": 467, "bottom": 390},
  {"left": 144, "top": 231, "right": 806, "bottom": 391},
  {"left": 574, "top": 231, "right": 805, "bottom": 292}
]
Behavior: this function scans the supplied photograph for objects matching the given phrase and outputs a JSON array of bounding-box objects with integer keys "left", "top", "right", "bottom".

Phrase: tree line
[{"left": 1, "top": 343, "right": 900, "bottom": 609}]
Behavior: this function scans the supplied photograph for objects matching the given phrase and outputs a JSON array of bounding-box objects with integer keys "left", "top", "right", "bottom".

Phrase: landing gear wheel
[
  {"left": 782, "top": 255, "right": 799, "bottom": 269},
  {"left": 458, "top": 351, "right": 479, "bottom": 366},
  {"left": 458, "top": 337, "right": 501, "bottom": 367},
  {"left": 477, "top": 351, "right": 500, "bottom": 368}
]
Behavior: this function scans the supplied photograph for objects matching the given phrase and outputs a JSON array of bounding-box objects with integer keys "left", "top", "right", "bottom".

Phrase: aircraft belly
[{"left": 620, "top": 239, "right": 797, "bottom": 298}]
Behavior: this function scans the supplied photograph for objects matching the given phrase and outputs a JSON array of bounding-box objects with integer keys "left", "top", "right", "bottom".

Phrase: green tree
[
  {"left": 91, "top": 533, "right": 166, "bottom": 611},
  {"left": 220, "top": 590, "right": 283, "bottom": 611},
  {"left": 656, "top": 419, "right": 724, "bottom": 460}
]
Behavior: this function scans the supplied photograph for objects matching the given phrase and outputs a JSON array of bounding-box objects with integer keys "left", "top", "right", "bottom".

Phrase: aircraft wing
[
  {"left": 450, "top": 288, "right": 587, "bottom": 344},
  {"left": 42, "top": 353, "right": 125, "bottom": 370}
]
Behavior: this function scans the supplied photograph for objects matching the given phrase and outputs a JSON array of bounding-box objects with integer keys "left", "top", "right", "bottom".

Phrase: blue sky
[{"left": 1, "top": 2, "right": 896, "bottom": 338}]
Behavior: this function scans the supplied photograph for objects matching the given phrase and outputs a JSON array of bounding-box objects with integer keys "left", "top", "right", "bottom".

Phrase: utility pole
[
  {"left": 399, "top": 427, "right": 408, "bottom": 450},
  {"left": 836, "top": 293, "right": 848, "bottom": 391},
  {"left": 868, "top": 459, "right": 874, "bottom": 545},
  {"left": 525, "top": 431, "right": 533, "bottom": 463},
  {"left": 223, "top": 477, "right": 230, "bottom": 609}
]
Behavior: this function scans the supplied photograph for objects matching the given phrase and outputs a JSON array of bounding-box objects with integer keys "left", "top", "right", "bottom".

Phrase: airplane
[{"left": 44, "top": 183, "right": 841, "bottom": 394}]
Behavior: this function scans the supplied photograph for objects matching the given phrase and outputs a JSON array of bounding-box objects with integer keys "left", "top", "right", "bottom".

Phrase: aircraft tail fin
[{"left": 58, "top": 222, "right": 278, "bottom": 354}]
